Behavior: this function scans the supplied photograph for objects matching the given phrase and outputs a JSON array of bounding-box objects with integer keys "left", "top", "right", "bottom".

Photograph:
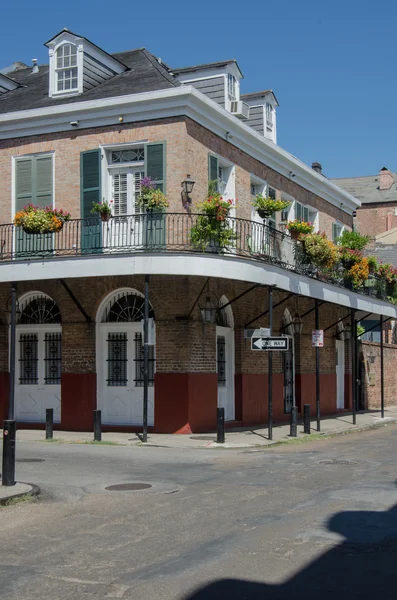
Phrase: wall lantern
[
  {"left": 181, "top": 174, "right": 195, "bottom": 209},
  {"left": 200, "top": 295, "right": 218, "bottom": 324},
  {"left": 292, "top": 312, "right": 303, "bottom": 335}
]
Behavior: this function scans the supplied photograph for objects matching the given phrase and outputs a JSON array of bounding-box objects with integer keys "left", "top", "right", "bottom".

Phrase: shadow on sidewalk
[{"left": 183, "top": 501, "right": 397, "bottom": 599}]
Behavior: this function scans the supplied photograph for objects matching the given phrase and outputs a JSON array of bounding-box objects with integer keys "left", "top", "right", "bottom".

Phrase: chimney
[
  {"left": 379, "top": 167, "right": 394, "bottom": 191},
  {"left": 312, "top": 162, "right": 322, "bottom": 175},
  {"left": 32, "top": 59, "right": 39, "bottom": 74}
]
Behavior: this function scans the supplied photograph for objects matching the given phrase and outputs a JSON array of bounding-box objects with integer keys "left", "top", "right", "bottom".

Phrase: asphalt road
[{"left": 1, "top": 425, "right": 397, "bottom": 599}]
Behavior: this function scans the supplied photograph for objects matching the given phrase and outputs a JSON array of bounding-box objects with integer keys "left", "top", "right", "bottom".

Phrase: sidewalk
[{"left": 9, "top": 407, "right": 397, "bottom": 449}]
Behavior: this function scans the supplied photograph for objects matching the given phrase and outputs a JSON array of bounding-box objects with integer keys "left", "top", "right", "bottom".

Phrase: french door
[
  {"left": 103, "top": 168, "right": 145, "bottom": 249},
  {"left": 216, "top": 326, "right": 235, "bottom": 421},
  {"left": 97, "top": 323, "right": 155, "bottom": 425},
  {"left": 15, "top": 325, "right": 61, "bottom": 423},
  {"left": 336, "top": 340, "right": 345, "bottom": 409}
]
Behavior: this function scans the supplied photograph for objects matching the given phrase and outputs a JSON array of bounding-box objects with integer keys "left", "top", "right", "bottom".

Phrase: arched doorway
[
  {"left": 216, "top": 296, "right": 235, "bottom": 421},
  {"left": 15, "top": 292, "right": 62, "bottom": 423},
  {"left": 96, "top": 288, "right": 156, "bottom": 426},
  {"left": 282, "top": 309, "right": 295, "bottom": 414}
]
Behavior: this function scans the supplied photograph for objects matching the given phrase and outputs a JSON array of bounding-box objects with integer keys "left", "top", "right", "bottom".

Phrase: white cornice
[{"left": 0, "top": 86, "right": 359, "bottom": 213}]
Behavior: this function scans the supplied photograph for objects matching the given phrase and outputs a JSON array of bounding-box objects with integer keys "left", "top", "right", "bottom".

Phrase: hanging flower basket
[
  {"left": 14, "top": 204, "right": 71, "bottom": 234},
  {"left": 252, "top": 196, "right": 290, "bottom": 221},
  {"left": 286, "top": 220, "right": 314, "bottom": 238}
]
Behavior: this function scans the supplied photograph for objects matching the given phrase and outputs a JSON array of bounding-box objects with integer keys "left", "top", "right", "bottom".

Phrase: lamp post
[{"left": 292, "top": 312, "right": 303, "bottom": 335}]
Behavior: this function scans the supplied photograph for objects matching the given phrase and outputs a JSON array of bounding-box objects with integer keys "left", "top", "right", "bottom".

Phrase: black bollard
[
  {"left": 2, "top": 420, "right": 16, "bottom": 487},
  {"left": 217, "top": 407, "right": 225, "bottom": 444},
  {"left": 94, "top": 410, "right": 102, "bottom": 442},
  {"left": 303, "top": 404, "right": 311, "bottom": 434},
  {"left": 290, "top": 406, "right": 298, "bottom": 437},
  {"left": 45, "top": 408, "right": 53, "bottom": 440}
]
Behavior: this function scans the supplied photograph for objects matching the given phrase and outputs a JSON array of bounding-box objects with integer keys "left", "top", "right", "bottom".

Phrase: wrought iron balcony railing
[{"left": 0, "top": 212, "right": 392, "bottom": 302}]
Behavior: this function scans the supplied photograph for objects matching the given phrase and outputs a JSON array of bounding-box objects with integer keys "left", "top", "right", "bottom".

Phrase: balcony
[{"left": 0, "top": 212, "right": 393, "bottom": 305}]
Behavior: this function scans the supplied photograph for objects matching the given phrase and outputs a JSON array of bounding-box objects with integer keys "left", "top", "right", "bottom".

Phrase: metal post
[
  {"left": 93, "top": 409, "right": 102, "bottom": 442},
  {"left": 351, "top": 309, "right": 356, "bottom": 425},
  {"left": 2, "top": 420, "right": 16, "bottom": 486},
  {"left": 217, "top": 407, "right": 225, "bottom": 444},
  {"left": 45, "top": 408, "right": 53, "bottom": 440},
  {"left": 290, "top": 406, "right": 297, "bottom": 437},
  {"left": 268, "top": 287, "right": 273, "bottom": 440},
  {"left": 315, "top": 299, "right": 321, "bottom": 432},
  {"left": 303, "top": 404, "right": 311, "bottom": 434},
  {"left": 8, "top": 282, "right": 17, "bottom": 420},
  {"left": 142, "top": 275, "right": 150, "bottom": 443},
  {"left": 380, "top": 315, "right": 385, "bottom": 419}
]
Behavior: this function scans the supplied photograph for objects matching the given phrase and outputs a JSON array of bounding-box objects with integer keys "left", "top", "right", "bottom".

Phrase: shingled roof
[
  {"left": 0, "top": 48, "right": 179, "bottom": 115},
  {"left": 332, "top": 173, "right": 397, "bottom": 205}
]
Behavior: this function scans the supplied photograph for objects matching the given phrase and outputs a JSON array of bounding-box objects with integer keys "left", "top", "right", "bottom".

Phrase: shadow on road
[{"left": 184, "top": 503, "right": 397, "bottom": 599}]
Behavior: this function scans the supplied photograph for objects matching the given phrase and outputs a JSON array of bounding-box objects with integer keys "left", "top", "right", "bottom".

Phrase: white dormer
[
  {"left": 241, "top": 90, "right": 278, "bottom": 143},
  {"left": 45, "top": 28, "right": 126, "bottom": 98}
]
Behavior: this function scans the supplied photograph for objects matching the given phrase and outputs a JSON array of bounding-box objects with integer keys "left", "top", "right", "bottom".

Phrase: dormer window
[
  {"left": 227, "top": 74, "right": 237, "bottom": 101},
  {"left": 266, "top": 102, "right": 273, "bottom": 127},
  {"left": 56, "top": 44, "right": 78, "bottom": 92}
]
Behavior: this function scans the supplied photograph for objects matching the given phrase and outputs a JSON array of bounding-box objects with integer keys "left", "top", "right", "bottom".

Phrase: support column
[
  {"left": 315, "top": 299, "right": 320, "bottom": 432},
  {"left": 380, "top": 315, "right": 384, "bottom": 419},
  {"left": 351, "top": 309, "right": 356, "bottom": 425},
  {"left": 268, "top": 287, "right": 273, "bottom": 440},
  {"left": 142, "top": 275, "right": 149, "bottom": 443},
  {"left": 8, "top": 282, "right": 17, "bottom": 421}
]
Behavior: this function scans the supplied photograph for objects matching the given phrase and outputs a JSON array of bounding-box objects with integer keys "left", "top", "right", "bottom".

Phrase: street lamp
[
  {"left": 181, "top": 174, "right": 195, "bottom": 209},
  {"left": 292, "top": 312, "right": 303, "bottom": 335},
  {"left": 200, "top": 295, "right": 218, "bottom": 324}
]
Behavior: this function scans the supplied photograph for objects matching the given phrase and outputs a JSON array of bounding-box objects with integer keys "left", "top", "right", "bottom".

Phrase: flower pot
[
  {"left": 290, "top": 230, "right": 300, "bottom": 241},
  {"left": 100, "top": 213, "right": 111, "bottom": 222},
  {"left": 257, "top": 208, "right": 272, "bottom": 220}
]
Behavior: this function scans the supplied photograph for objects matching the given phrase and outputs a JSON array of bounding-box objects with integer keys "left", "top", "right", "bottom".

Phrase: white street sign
[
  {"left": 312, "top": 329, "right": 324, "bottom": 348},
  {"left": 251, "top": 337, "right": 289, "bottom": 351}
]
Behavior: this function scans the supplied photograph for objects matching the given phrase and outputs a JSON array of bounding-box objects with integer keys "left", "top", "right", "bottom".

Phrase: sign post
[{"left": 251, "top": 337, "right": 289, "bottom": 351}]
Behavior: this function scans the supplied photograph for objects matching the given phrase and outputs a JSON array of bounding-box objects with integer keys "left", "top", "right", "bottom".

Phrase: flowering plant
[
  {"left": 136, "top": 176, "right": 168, "bottom": 211},
  {"left": 300, "top": 232, "right": 338, "bottom": 269},
  {"left": 14, "top": 203, "right": 71, "bottom": 233},
  {"left": 339, "top": 247, "right": 363, "bottom": 268},
  {"left": 91, "top": 201, "right": 112, "bottom": 218},
  {"left": 252, "top": 195, "right": 290, "bottom": 219},
  {"left": 197, "top": 195, "right": 233, "bottom": 221},
  {"left": 377, "top": 263, "right": 397, "bottom": 283},
  {"left": 346, "top": 257, "right": 370, "bottom": 288},
  {"left": 286, "top": 220, "right": 314, "bottom": 235},
  {"left": 190, "top": 192, "right": 236, "bottom": 252}
]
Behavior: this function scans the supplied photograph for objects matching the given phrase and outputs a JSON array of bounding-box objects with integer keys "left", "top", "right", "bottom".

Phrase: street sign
[
  {"left": 251, "top": 337, "right": 289, "bottom": 351},
  {"left": 312, "top": 329, "right": 324, "bottom": 348}
]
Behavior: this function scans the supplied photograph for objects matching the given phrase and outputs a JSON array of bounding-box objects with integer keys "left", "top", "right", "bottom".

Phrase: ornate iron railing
[{"left": 0, "top": 212, "right": 392, "bottom": 302}]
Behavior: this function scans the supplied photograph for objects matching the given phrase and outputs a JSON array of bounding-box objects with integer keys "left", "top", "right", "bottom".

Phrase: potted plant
[
  {"left": 190, "top": 194, "right": 236, "bottom": 252},
  {"left": 91, "top": 201, "right": 113, "bottom": 222},
  {"left": 252, "top": 195, "right": 290, "bottom": 220},
  {"left": 377, "top": 263, "right": 397, "bottom": 298},
  {"left": 300, "top": 232, "right": 338, "bottom": 270},
  {"left": 286, "top": 219, "right": 314, "bottom": 240},
  {"left": 344, "top": 257, "right": 370, "bottom": 289},
  {"left": 366, "top": 255, "right": 378, "bottom": 274},
  {"left": 336, "top": 230, "right": 370, "bottom": 251},
  {"left": 338, "top": 247, "right": 363, "bottom": 270},
  {"left": 136, "top": 177, "right": 169, "bottom": 247},
  {"left": 14, "top": 203, "right": 71, "bottom": 233}
]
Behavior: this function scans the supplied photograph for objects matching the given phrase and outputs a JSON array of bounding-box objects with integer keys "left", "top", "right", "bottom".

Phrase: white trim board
[
  {"left": 0, "top": 86, "right": 359, "bottom": 214},
  {"left": 1, "top": 252, "right": 396, "bottom": 318}
]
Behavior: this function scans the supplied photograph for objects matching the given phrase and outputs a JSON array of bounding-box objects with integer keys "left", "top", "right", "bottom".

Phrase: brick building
[{"left": 0, "top": 28, "right": 395, "bottom": 433}]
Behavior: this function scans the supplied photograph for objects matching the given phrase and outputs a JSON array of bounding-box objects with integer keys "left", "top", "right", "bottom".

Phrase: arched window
[
  {"left": 56, "top": 43, "right": 78, "bottom": 92},
  {"left": 18, "top": 293, "right": 61, "bottom": 325},
  {"left": 216, "top": 295, "right": 234, "bottom": 328},
  {"left": 99, "top": 290, "right": 155, "bottom": 323}
]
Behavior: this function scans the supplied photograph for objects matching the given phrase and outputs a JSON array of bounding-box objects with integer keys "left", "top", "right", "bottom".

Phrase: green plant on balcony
[
  {"left": 366, "top": 255, "right": 378, "bottom": 274},
  {"left": 190, "top": 194, "right": 236, "bottom": 252},
  {"left": 136, "top": 177, "right": 169, "bottom": 212},
  {"left": 286, "top": 219, "right": 314, "bottom": 240},
  {"left": 338, "top": 247, "right": 363, "bottom": 269},
  {"left": 336, "top": 229, "right": 370, "bottom": 251},
  {"left": 344, "top": 257, "right": 370, "bottom": 289},
  {"left": 14, "top": 203, "right": 71, "bottom": 234},
  {"left": 300, "top": 232, "right": 338, "bottom": 269},
  {"left": 91, "top": 201, "right": 113, "bottom": 222},
  {"left": 252, "top": 195, "right": 290, "bottom": 220}
]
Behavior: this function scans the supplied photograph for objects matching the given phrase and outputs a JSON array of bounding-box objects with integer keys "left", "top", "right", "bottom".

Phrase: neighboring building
[
  {"left": 332, "top": 167, "right": 397, "bottom": 237},
  {"left": 0, "top": 28, "right": 394, "bottom": 434}
]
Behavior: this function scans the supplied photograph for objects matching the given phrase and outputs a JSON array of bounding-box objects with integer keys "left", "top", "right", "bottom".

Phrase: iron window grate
[
  {"left": 107, "top": 333, "right": 128, "bottom": 386},
  {"left": 44, "top": 333, "right": 62, "bottom": 385},
  {"left": 19, "top": 333, "right": 38, "bottom": 384},
  {"left": 217, "top": 336, "right": 226, "bottom": 386}
]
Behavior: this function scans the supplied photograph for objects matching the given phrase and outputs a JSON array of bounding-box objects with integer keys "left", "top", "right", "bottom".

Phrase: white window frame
[
  {"left": 12, "top": 152, "right": 56, "bottom": 218},
  {"left": 250, "top": 175, "right": 267, "bottom": 225},
  {"left": 292, "top": 201, "right": 319, "bottom": 231},
  {"left": 49, "top": 41, "right": 83, "bottom": 97},
  {"left": 55, "top": 43, "right": 78, "bottom": 93},
  {"left": 227, "top": 73, "right": 237, "bottom": 102},
  {"left": 217, "top": 157, "right": 236, "bottom": 216},
  {"left": 280, "top": 191, "right": 294, "bottom": 224},
  {"left": 332, "top": 221, "right": 344, "bottom": 242}
]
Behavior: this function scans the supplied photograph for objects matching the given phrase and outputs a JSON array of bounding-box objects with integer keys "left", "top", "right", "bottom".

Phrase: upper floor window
[
  {"left": 227, "top": 74, "right": 237, "bottom": 101},
  {"left": 15, "top": 154, "right": 54, "bottom": 214},
  {"left": 56, "top": 44, "right": 78, "bottom": 92},
  {"left": 332, "top": 222, "right": 344, "bottom": 242},
  {"left": 295, "top": 201, "right": 319, "bottom": 230}
]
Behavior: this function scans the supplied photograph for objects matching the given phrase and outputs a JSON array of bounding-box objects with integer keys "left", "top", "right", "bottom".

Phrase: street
[{"left": 1, "top": 425, "right": 397, "bottom": 599}]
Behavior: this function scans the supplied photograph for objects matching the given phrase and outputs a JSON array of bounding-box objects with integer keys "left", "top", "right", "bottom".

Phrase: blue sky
[{"left": 1, "top": 0, "right": 396, "bottom": 178}]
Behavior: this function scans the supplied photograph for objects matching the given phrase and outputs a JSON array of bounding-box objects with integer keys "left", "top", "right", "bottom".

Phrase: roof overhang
[{"left": 0, "top": 85, "right": 359, "bottom": 214}]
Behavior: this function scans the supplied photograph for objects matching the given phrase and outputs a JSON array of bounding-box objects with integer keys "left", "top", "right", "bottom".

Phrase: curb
[{"left": 0, "top": 482, "right": 40, "bottom": 506}]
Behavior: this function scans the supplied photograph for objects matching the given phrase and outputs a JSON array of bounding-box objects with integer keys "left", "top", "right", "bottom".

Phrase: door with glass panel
[
  {"left": 104, "top": 168, "right": 144, "bottom": 250},
  {"left": 98, "top": 323, "right": 155, "bottom": 425},
  {"left": 15, "top": 326, "right": 62, "bottom": 423},
  {"left": 216, "top": 326, "right": 235, "bottom": 421}
]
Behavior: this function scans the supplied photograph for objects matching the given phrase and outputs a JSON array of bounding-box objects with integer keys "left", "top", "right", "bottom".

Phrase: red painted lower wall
[
  {"left": 61, "top": 373, "right": 96, "bottom": 431},
  {"left": 155, "top": 373, "right": 217, "bottom": 433},
  {"left": 0, "top": 372, "right": 9, "bottom": 425},
  {"left": 296, "top": 374, "right": 337, "bottom": 415},
  {"left": 236, "top": 374, "right": 284, "bottom": 426}
]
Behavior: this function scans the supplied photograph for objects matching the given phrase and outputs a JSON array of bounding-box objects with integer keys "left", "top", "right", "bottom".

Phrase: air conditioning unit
[{"left": 230, "top": 101, "right": 250, "bottom": 119}]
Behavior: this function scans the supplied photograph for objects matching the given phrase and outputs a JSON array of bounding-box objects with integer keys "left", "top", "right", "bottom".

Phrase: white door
[
  {"left": 336, "top": 340, "right": 345, "bottom": 409},
  {"left": 216, "top": 326, "right": 235, "bottom": 421},
  {"left": 15, "top": 326, "right": 61, "bottom": 423},
  {"left": 103, "top": 168, "right": 145, "bottom": 250},
  {"left": 97, "top": 323, "right": 154, "bottom": 425}
]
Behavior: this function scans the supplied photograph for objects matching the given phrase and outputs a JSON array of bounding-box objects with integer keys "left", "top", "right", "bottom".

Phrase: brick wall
[
  {"left": 356, "top": 204, "right": 397, "bottom": 237},
  {"left": 0, "top": 116, "right": 352, "bottom": 238},
  {"left": 361, "top": 340, "right": 397, "bottom": 409}
]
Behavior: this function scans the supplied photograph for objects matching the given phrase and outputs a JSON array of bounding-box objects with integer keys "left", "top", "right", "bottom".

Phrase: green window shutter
[
  {"left": 35, "top": 155, "right": 53, "bottom": 207},
  {"left": 80, "top": 149, "right": 102, "bottom": 218},
  {"left": 208, "top": 154, "right": 219, "bottom": 192},
  {"left": 296, "top": 202, "right": 302, "bottom": 222},
  {"left": 145, "top": 142, "right": 166, "bottom": 193},
  {"left": 80, "top": 149, "right": 102, "bottom": 252},
  {"left": 15, "top": 158, "right": 33, "bottom": 213},
  {"left": 332, "top": 223, "right": 338, "bottom": 242},
  {"left": 303, "top": 206, "right": 309, "bottom": 222}
]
